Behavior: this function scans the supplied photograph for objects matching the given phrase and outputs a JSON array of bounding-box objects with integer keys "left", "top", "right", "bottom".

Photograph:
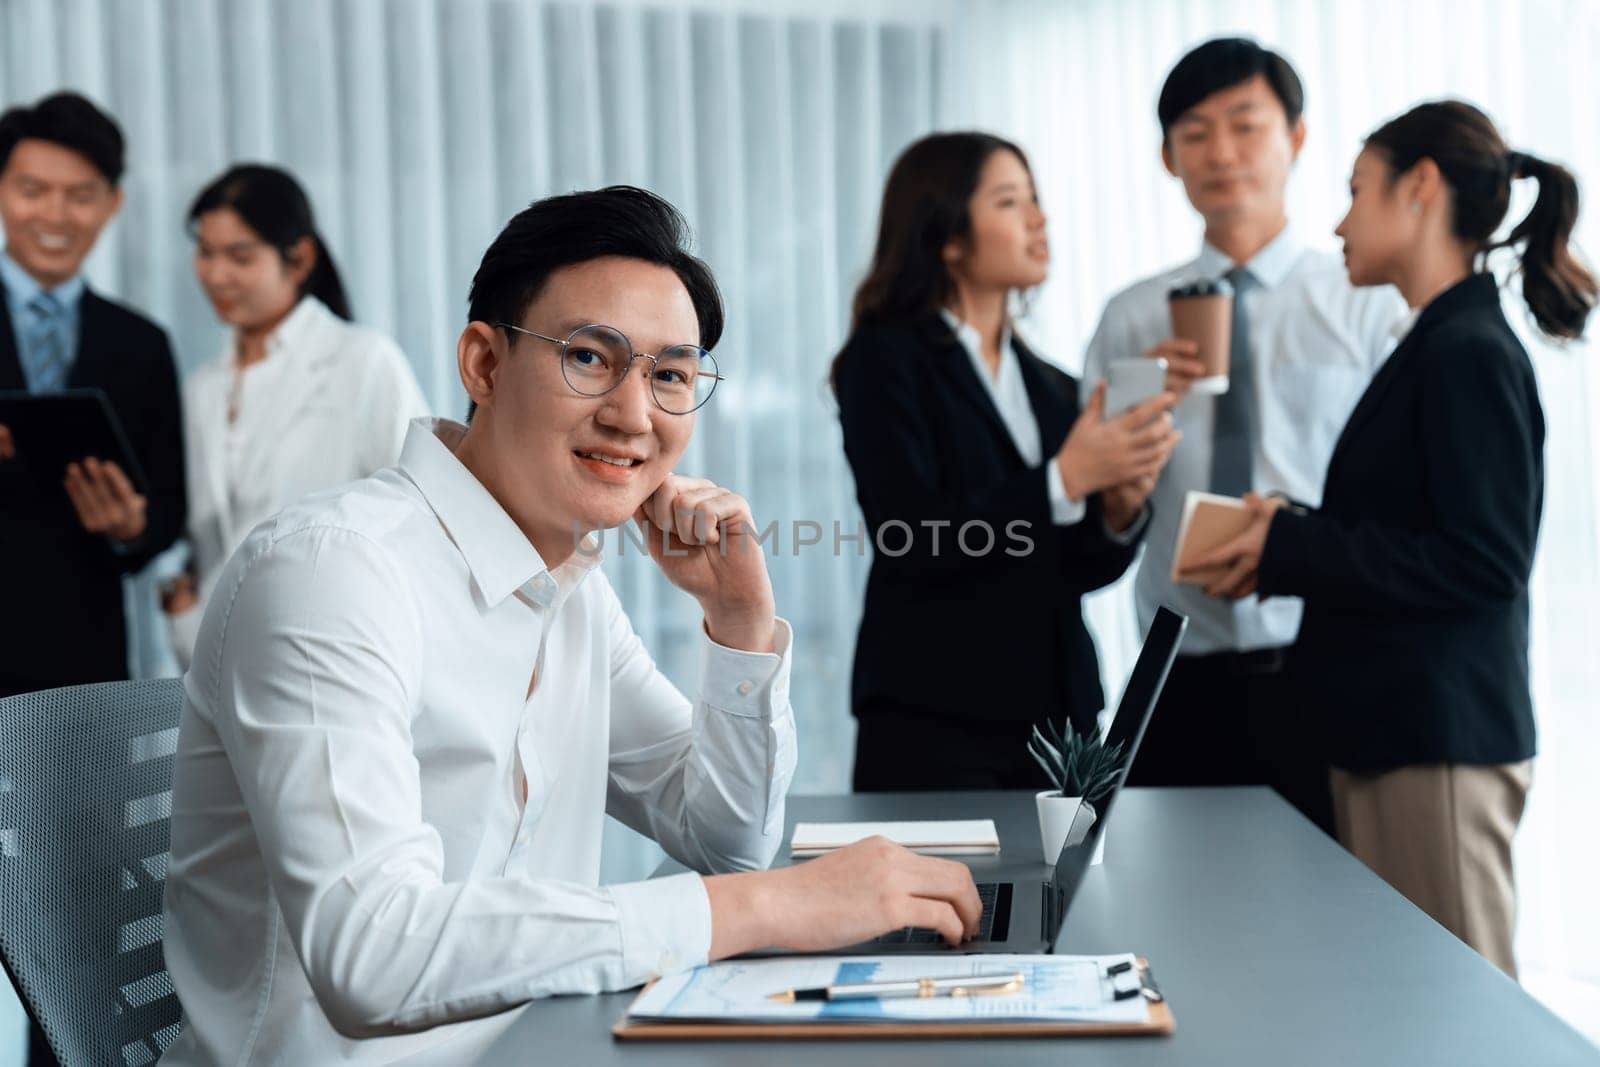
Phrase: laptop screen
[{"left": 1046, "top": 606, "right": 1188, "bottom": 941}]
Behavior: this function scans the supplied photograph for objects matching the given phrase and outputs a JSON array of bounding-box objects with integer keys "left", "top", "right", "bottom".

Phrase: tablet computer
[{"left": 0, "top": 388, "right": 149, "bottom": 494}]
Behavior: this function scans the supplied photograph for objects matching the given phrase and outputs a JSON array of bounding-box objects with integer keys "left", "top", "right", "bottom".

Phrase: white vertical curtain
[{"left": 1, "top": 0, "right": 1594, "bottom": 1051}]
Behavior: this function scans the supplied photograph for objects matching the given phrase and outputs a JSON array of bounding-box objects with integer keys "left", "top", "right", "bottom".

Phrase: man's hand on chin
[{"left": 635, "top": 473, "right": 777, "bottom": 654}]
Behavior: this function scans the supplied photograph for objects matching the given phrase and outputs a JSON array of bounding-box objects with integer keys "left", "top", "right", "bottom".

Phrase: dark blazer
[
  {"left": 1258, "top": 274, "right": 1541, "bottom": 771},
  {"left": 834, "top": 314, "right": 1143, "bottom": 735},
  {"left": 0, "top": 279, "right": 186, "bottom": 694}
]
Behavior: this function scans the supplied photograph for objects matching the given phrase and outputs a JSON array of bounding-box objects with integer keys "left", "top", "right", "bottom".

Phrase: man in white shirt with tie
[
  {"left": 160, "top": 186, "right": 982, "bottom": 1063},
  {"left": 1082, "top": 39, "right": 1404, "bottom": 836}
]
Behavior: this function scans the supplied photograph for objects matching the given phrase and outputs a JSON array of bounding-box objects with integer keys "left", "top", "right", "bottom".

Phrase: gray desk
[{"left": 479, "top": 788, "right": 1599, "bottom": 1065}]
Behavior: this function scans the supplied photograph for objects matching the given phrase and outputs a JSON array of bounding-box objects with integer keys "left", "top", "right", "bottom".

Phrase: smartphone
[{"left": 1103, "top": 358, "right": 1168, "bottom": 420}]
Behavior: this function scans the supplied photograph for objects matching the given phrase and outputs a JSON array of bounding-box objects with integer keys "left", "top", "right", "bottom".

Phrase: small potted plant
[{"left": 1028, "top": 717, "right": 1126, "bottom": 865}]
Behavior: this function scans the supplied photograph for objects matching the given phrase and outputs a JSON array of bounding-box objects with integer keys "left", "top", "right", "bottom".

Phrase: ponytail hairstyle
[
  {"left": 187, "top": 164, "right": 351, "bottom": 321},
  {"left": 1364, "top": 100, "right": 1597, "bottom": 340},
  {"left": 830, "top": 132, "right": 1032, "bottom": 389}
]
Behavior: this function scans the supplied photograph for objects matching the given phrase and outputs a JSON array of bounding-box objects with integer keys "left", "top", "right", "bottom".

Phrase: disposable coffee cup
[{"left": 1167, "top": 278, "right": 1234, "bottom": 395}]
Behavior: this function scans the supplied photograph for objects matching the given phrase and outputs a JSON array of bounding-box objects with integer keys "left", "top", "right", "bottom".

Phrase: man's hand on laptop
[
  {"left": 635, "top": 473, "right": 777, "bottom": 654},
  {"left": 703, "top": 836, "right": 983, "bottom": 959}
]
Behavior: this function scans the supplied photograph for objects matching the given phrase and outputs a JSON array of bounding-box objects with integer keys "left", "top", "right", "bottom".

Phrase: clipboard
[
  {"left": 0, "top": 388, "right": 150, "bottom": 494},
  {"left": 613, "top": 958, "right": 1174, "bottom": 1040}
]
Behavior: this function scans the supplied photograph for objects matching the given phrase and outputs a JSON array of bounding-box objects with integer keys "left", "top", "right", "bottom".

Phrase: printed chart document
[
  {"left": 1171, "top": 491, "right": 1253, "bottom": 585},
  {"left": 625, "top": 954, "right": 1150, "bottom": 1025},
  {"left": 790, "top": 820, "right": 1001, "bottom": 857}
]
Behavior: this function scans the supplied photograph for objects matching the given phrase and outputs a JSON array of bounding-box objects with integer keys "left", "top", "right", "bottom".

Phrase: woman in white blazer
[{"left": 163, "top": 165, "right": 429, "bottom": 666}]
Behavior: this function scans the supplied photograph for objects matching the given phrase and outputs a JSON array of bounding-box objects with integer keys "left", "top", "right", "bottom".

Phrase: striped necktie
[{"left": 22, "top": 291, "right": 70, "bottom": 393}]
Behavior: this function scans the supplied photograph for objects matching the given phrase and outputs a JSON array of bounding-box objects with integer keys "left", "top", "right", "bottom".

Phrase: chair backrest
[{"left": 0, "top": 679, "right": 185, "bottom": 1066}]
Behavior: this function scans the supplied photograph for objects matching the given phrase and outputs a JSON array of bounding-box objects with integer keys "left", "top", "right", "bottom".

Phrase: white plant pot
[{"left": 1036, "top": 791, "right": 1104, "bottom": 866}]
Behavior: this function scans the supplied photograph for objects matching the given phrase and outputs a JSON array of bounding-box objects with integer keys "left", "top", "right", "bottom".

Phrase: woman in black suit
[
  {"left": 833, "top": 132, "right": 1179, "bottom": 792},
  {"left": 1191, "top": 101, "right": 1596, "bottom": 976}
]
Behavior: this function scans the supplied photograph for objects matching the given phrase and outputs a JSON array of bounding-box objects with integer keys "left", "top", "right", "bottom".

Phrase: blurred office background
[{"left": 1, "top": 0, "right": 1595, "bottom": 1050}]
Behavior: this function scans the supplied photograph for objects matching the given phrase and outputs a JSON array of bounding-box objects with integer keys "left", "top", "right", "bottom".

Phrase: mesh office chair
[{"left": 0, "top": 679, "right": 186, "bottom": 1066}]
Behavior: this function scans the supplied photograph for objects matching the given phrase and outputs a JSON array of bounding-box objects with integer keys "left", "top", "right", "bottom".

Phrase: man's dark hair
[
  {"left": 466, "top": 186, "right": 723, "bottom": 421},
  {"left": 0, "top": 91, "right": 125, "bottom": 185},
  {"left": 1157, "top": 38, "right": 1304, "bottom": 142}
]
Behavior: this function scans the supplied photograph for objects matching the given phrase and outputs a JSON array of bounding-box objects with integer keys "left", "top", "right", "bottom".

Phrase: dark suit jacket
[
  {"left": 834, "top": 314, "right": 1144, "bottom": 735},
  {"left": 0, "top": 279, "right": 186, "bottom": 693},
  {"left": 1258, "top": 273, "right": 1541, "bottom": 771}
]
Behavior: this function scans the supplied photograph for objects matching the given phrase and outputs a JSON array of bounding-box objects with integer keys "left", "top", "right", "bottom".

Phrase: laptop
[{"left": 817, "top": 605, "right": 1188, "bottom": 957}]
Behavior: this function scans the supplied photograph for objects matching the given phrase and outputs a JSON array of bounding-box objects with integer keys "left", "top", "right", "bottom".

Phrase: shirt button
[{"left": 736, "top": 680, "right": 754, "bottom": 696}]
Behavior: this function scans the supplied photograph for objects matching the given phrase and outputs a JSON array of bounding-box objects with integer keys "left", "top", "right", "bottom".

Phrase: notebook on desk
[
  {"left": 790, "top": 820, "right": 1000, "bottom": 857},
  {"left": 775, "top": 606, "right": 1187, "bottom": 957}
]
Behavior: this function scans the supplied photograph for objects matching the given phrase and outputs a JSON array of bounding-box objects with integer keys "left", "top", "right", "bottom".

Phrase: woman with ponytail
[
  {"left": 1188, "top": 100, "right": 1596, "bottom": 977},
  {"left": 162, "top": 164, "right": 429, "bottom": 666}
]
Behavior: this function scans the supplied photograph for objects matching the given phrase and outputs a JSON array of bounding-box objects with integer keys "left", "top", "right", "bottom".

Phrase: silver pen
[{"left": 767, "top": 971, "right": 1024, "bottom": 1002}]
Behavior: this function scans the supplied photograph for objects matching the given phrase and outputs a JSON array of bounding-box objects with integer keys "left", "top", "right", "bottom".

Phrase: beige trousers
[{"left": 1330, "top": 760, "right": 1533, "bottom": 978}]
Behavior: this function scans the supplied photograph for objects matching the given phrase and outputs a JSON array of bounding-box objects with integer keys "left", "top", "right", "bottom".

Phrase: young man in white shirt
[
  {"left": 1082, "top": 39, "right": 1404, "bottom": 836},
  {"left": 160, "top": 186, "right": 982, "bottom": 1063}
]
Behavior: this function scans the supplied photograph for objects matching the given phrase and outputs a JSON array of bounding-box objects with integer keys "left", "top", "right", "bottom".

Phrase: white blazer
[{"left": 169, "top": 296, "right": 431, "bottom": 666}]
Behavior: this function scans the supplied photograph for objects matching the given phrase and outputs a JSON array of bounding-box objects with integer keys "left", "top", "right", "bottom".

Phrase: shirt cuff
[
  {"left": 1045, "top": 462, "right": 1087, "bottom": 526},
  {"left": 608, "top": 871, "right": 713, "bottom": 982},
  {"left": 1104, "top": 503, "right": 1151, "bottom": 545},
  {"left": 699, "top": 617, "right": 793, "bottom": 717}
]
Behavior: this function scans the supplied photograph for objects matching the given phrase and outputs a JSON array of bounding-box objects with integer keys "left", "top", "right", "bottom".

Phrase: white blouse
[{"left": 168, "top": 296, "right": 430, "bottom": 666}]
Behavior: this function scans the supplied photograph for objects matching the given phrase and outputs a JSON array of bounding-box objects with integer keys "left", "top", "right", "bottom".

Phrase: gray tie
[{"left": 1209, "top": 267, "right": 1257, "bottom": 497}]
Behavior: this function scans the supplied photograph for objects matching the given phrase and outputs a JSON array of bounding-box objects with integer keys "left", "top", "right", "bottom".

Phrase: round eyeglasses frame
[{"left": 493, "top": 321, "right": 724, "bottom": 414}]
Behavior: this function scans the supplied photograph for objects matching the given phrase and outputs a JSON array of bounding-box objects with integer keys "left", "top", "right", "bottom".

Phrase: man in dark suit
[{"left": 0, "top": 91, "right": 185, "bottom": 699}]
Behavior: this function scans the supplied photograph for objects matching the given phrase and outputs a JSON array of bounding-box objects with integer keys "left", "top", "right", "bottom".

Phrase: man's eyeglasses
[{"left": 494, "top": 322, "right": 723, "bottom": 415}]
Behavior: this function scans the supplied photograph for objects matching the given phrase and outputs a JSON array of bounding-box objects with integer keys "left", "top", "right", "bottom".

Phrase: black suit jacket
[
  {"left": 834, "top": 314, "right": 1143, "bottom": 735},
  {"left": 0, "top": 279, "right": 186, "bottom": 693},
  {"left": 1258, "top": 274, "right": 1541, "bottom": 771}
]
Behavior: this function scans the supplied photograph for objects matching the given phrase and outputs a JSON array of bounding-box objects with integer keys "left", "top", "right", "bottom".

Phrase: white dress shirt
[
  {"left": 942, "top": 311, "right": 1149, "bottom": 545},
  {"left": 1083, "top": 228, "right": 1406, "bottom": 655},
  {"left": 160, "top": 417, "right": 797, "bottom": 1063},
  {"left": 168, "top": 296, "right": 430, "bottom": 666},
  {"left": 939, "top": 310, "right": 1085, "bottom": 526}
]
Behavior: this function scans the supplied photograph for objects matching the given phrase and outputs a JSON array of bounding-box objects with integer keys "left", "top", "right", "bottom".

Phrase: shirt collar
[
  {"left": 0, "top": 248, "right": 86, "bottom": 316},
  {"left": 1197, "top": 225, "right": 1305, "bottom": 290},
  {"left": 1391, "top": 306, "right": 1424, "bottom": 344},
  {"left": 397, "top": 417, "right": 603, "bottom": 610},
  {"left": 939, "top": 308, "right": 1015, "bottom": 367},
  {"left": 231, "top": 295, "right": 323, "bottom": 366}
]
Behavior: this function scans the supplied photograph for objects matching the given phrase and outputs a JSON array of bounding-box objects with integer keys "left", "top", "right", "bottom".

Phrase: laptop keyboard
[{"left": 870, "top": 881, "right": 1006, "bottom": 944}]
